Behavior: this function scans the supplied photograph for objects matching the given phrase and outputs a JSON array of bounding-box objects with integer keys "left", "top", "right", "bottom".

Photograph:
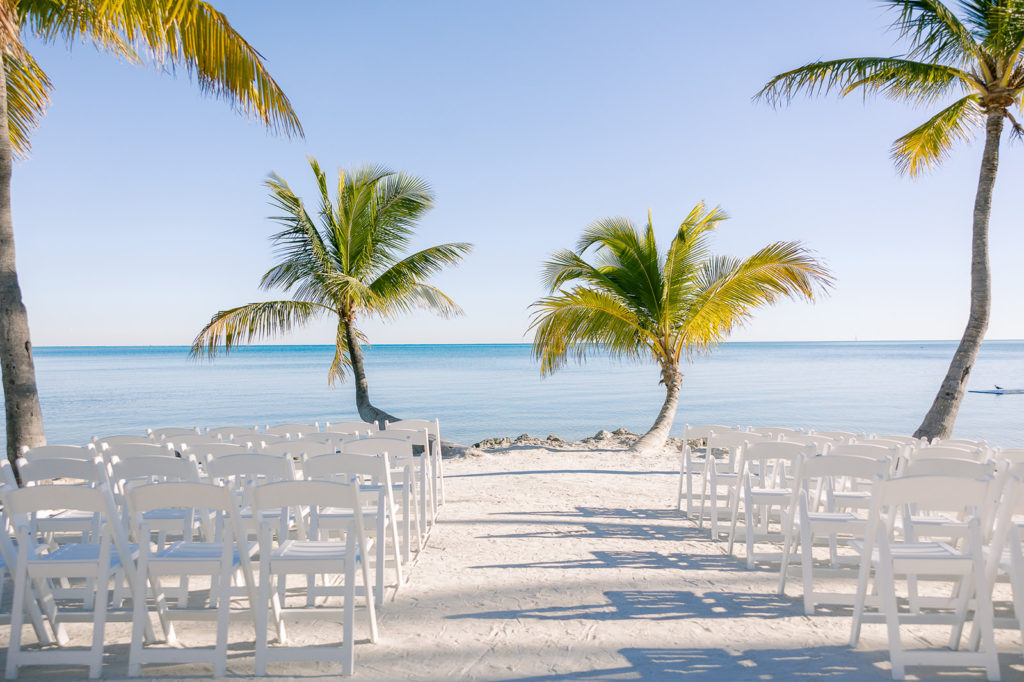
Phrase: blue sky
[{"left": 11, "top": 0, "right": 1024, "bottom": 346}]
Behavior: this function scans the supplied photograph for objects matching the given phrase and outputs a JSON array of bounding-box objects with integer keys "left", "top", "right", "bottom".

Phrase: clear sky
[{"left": 11, "top": 0, "right": 1024, "bottom": 346}]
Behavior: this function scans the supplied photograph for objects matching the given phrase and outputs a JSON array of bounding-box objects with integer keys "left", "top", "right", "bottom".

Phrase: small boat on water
[{"left": 968, "top": 385, "right": 1024, "bottom": 395}]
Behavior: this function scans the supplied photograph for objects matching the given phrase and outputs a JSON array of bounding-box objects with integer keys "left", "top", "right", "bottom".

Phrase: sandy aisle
[{"left": 3, "top": 444, "right": 1023, "bottom": 680}]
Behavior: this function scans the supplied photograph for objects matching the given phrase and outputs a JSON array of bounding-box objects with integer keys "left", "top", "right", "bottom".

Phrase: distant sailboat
[{"left": 968, "top": 385, "right": 1024, "bottom": 395}]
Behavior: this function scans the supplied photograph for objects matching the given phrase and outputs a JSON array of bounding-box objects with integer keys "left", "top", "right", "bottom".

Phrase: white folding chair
[
  {"left": 16, "top": 457, "right": 111, "bottom": 539},
  {"left": 127, "top": 482, "right": 256, "bottom": 677},
  {"left": 252, "top": 480, "right": 378, "bottom": 676},
  {"left": 341, "top": 438, "right": 421, "bottom": 563},
  {"left": 386, "top": 418, "right": 445, "bottom": 505},
  {"left": 93, "top": 435, "right": 154, "bottom": 450},
  {"left": 304, "top": 452, "right": 404, "bottom": 603},
  {"left": 382, "top": 427, "right": 436, "bottom": 527},
  {"left": 783, "top": 454, "right": 889, "bottom": 612},
  {"left": 675, "top": 424, "right": 737, "bottom": 516},
  {"left": 98, "top": 442, "right": 176, "bottom": 465},
  {"left": 698, "top": 430, "right": 771, "bottom": 539},
  {"left": 910, "top": 444, "right": 988, "bottom": 462},
  {"left": 4, "top": 484, "right": 134, "bottom": 679},
  {"left": 205, "top": 453, "right": 296, "bottom": 538},
  {"left": 975, "top": 466, "right": 1024, "bottom": 655},
  {"left": 808, "top": 429, "right": 861, "bottom": 442},
  {"left": 727, "top": 441, "right": 812, "bottom": 567},
  {"left": 779, "top": 433, "right": 837, "bottom": 453},
  {"left": 850, "top": 475, "right": 1000, "bottom": 681}
]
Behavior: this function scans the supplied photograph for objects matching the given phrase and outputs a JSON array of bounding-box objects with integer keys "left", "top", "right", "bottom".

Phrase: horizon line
[{"left": 32, "top": 338, "right": 1024, "bottom": 350}]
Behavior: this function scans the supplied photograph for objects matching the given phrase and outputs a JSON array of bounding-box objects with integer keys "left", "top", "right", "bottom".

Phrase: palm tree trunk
[
  {"left": 342, "top": 318, "right": 398, "bottom": 428},
  {"left": 0, "top": 59, "right": 45, "bottom": 468},
  {"left": 632, "top": 364, "right": 682, "bottom": 453},
  {"left": 914, "top": 111, "right": 1003, "bottom": 441}
]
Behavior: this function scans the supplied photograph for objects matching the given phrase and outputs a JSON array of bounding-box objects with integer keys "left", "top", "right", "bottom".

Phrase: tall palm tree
[
  {"left": 756, "top": 0, "right": 1024, "bottom": 440},
  {"left": 0, "top": 1, "right": 302, "bottom": 465},
  {"left": 191, "top": 159, "right": 472, "bottom": 426},
  {"left": 529, "top": 203, "right": 832, "bottom": 453}
]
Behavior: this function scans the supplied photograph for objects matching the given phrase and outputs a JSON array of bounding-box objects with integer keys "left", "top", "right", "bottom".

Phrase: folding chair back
[
  {"left": 147, "top": 427, "right": 200, "bottom": 440},
  {"left": 912, "top": 444, "right": 987, "bottom": 462},
  {"left": 323, "top": 420, "right": 375, "bottom": 435},
  {"left": 206, "top": 426, "right": 262, "bottom": 442},
  {"left": 18, "top": 444, "right": 97, "bottom": 461},
  {"left": 265, "top": 422, "right": 320, "bottom": 438},
  {"left": 100, "top": 442, "right": 176, "bottom": 461}
]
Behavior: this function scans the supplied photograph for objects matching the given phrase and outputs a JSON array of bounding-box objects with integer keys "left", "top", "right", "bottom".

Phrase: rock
[
  {"left": 472, "top": 437, "right": 511, "bottom": 450},
  {"left": 546, "top": 434, "right": 563, "bottom": 442},
  {"left": 513, "top": 433, "right": 534, "bottom": 444},
  {"left": 594, "top": 429, "right": 612, "bottom": 440},
  {"left": 612, "top": 427, "right": 632, "bottom": 436}
]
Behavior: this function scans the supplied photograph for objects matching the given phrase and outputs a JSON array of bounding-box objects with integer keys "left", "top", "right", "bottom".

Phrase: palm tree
[
  {"left": 756, "top": 0, "right": 1024, "bottom": 440},
  {"left": 191, "top": 159, "right": 472, "bottom": 427},
  {"left": 529, "top": 203, "right": 832, "bottom": 453},
  {"left": 0, "top": 1, "right": 302, "bottom": 465}
]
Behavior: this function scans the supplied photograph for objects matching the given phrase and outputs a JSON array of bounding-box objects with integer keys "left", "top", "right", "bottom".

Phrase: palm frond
[
  {"left": 891, "top": 94, "right": 984, "bottom": 175},
  {"left": 190, "top": 300, "right": 328, "bottom": 358},
  {"left": 19, "top": 0, "right": 302, "bottom": 136},
  {"left": 327, "top": 320, "right": 353, "bottom": 386},
  {"left": 575, "top": 217, "right": 664, "bottom": 322},
  {"left": 529, "top": 287, "right": 649, "bottom": 375},
  {"left": 883, "top": 0, "right": 984, "bottom": 65},
  {"left": 261, "top": 171, "right": 332, "bottom": 291},
  {"left": 757, "top": 57, "right": 976, "bottom": 107},
  {"left": 679, "top": 242, "right": 833, "bottom": 358},
  {"left": 4, "top": 53, "right": 52, "bottom": 159},
  {"left": 959, "top": 0, "right": 1024, "bottom": 58},
  {"left": 365, "top": 243, "right": 472, "bottom": 317},
  {"left": 663, "top": 202, "right": 726, "bottom": 314}
]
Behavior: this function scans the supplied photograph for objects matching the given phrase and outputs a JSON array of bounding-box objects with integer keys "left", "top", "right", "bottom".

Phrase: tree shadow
[
  {"left": 481, "top": 520, "right": 702, "bottom": 543},
  {"left": 502, "top": 646, "right": 893, "bottom": 680},
  {"left": 473, "top": 550, "right": 745, "bottom": 572},
  {"left": 447, "top": 589, "right": 802, "bottom": 622},
  {"left": 491, "top": 507, "right": 685, "bottom": 521}
]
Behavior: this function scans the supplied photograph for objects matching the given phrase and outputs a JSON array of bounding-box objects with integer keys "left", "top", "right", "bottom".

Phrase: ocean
[{"left": 2, "top": 341, "right": 1022, "bottom": 450}]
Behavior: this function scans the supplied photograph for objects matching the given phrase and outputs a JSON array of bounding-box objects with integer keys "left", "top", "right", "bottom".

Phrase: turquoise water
[{"left": 2, "top": 341, "right": 1023, "bottom": 449}]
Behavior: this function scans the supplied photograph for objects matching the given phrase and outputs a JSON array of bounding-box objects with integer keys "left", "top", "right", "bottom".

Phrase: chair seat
[
  {"left": 271, "top": 539, "right": 352, "bottom": 565},
  {"left": 152, "top": 540, "right": 252, "bottom": 566},
  {"left": 852, "top": 539, "right": 964, "bottom": 561},
  {"left": 805, "top": 511, "right": 863, "bottom": 523},
  {"left": 320, "top": 505, "right": 380, "bottom": 518},
  {"left": 33, "top": 542, "right": 136, "bottom": 570}
]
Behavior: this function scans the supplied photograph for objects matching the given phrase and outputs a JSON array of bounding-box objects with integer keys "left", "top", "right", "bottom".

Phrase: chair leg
[
  {"left": 343, "top": 555, "right": 356, "bottom": 677},
  {"left": 801, "top": 522, "right": 815, "bottom": 615},
  {"left": 6, "top": 547, "right": 29, "bottom": 680}
]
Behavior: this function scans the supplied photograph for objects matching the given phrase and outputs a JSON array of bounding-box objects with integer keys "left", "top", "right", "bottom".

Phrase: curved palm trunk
[
  {"left": 342, "top": 319, "right": 398, "bottom": 428},
  {"left": 0, "top": 61, "right": 45, "bottom": 468},
  {"left": 914, "top": 111, "right": 1003, "bottom": 441},
  {"left": 632, "top": 364, "right": 682, "bottom": 453}
]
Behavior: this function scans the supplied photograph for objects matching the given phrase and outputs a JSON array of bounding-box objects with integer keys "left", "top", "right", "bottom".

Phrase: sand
[{"left": 3, "top": 439, "right": 1023, "bottom": 680}]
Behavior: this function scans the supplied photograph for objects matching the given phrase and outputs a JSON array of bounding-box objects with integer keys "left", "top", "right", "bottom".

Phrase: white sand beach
[{"left": 3, "top": 436, "right": 1023, "bottom": 681}]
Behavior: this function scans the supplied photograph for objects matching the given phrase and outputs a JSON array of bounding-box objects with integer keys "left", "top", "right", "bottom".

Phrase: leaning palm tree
[
  {"left": 530, "top": 203, "right": 832, "bottom": 453},
  {"left": 756, "top": 0, "right": 1024, "bottom": 440},
  {"left": 191, "top": 159, "right": 472, "bottom": 426},
  {"left": 0, "top": 1, "right": 302, "bottom": 465}
]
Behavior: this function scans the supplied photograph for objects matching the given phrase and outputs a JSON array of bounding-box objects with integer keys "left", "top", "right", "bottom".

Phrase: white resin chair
[
  {"left": 342, "top": 438, "right": 421, "bottom": 562},
  {"left": 252, "top": 479, "right": 378, "bottom": 676},
  {"left": 783, "top": 454, "right": 889, "bottom": 612},
  {"left": 383, "top": 427, "right": 437, "bottom": 525},
  {"left": 170, "top": 434, "right": 228, "bottom": 451},
  {"left": 110, "top": 455, "right": 204, "bottom": 551},
  {"left": 127, "top": 482, "right": 256, "bottom": 678},
  {"left": 4, "top": 484, "right": 134, "bottom": 679},
  {"left": 205, "top": 453, "right": 296, "bottom": 539},
  {"left": 675, "top": 424, "right": 737, "bottom": 516},
  {"left": 727, "top": 441, "right": 813, "bottom": 568},
  {"left": 870, "top": 434, "right": 924, "bottom": 446},
  {"left": 304, "top": 452, "right": 404, "bottom": 603},
  {"left": 995, "top": 448, "right": 1024, "bottom": 465},
  {"left": 186, "top": 441, "right": 248, "bottom": 463},
  {"left": 849, "top": 474, "right": 1000, "bottom": 681},
  {"left": 16, "top": 456, "right": 111, "bottom": 539},
  {"left": 385, "top": 418, "right": 445, "bottom": 505},
  {"left": 697, "top": 430, "right": 771, "bottom": 539},
  {"left": 822, "top": 443, "right": 898, "bottom": 512},
  {"left": 974, "top": 467, "right": 1024, "bottom": 655}
]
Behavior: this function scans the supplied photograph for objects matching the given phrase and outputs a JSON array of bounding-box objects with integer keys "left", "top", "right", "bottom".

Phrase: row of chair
[
  {"left": 1, "top": 417, "right": 446, "bottom": 678},
  {"left": 674, "top": 424, "right": 1024, "bottom": 680}
]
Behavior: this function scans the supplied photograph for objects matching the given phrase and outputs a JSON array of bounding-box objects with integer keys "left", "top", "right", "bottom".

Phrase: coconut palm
[
  {"left": 756, "top": 0, "right": 1024, "bottom": 440},
  {"left": 191, "top": 159, "right": 472, "bottom": 426},
  {"left": 529, "top": 203, "right": 832, "bottom": 453},
  {"left": 0, "top": 1, "right": 302, "bottom": 465}
]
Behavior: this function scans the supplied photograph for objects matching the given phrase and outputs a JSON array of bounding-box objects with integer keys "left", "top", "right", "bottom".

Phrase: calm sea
[{"left": 2, "top": 341, "right": 1022, "bottom": 449}]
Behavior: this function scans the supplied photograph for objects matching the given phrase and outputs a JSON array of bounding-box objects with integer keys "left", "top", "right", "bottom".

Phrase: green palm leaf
[
  {"left": 891, "top": 94, "right": 984, "bottom": 174},
  {"left": 191, "top": 300, "right": 329, "bottom": 358},
  {"left": 3, "top": 54, "right": 51, "bottom": 159}
]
